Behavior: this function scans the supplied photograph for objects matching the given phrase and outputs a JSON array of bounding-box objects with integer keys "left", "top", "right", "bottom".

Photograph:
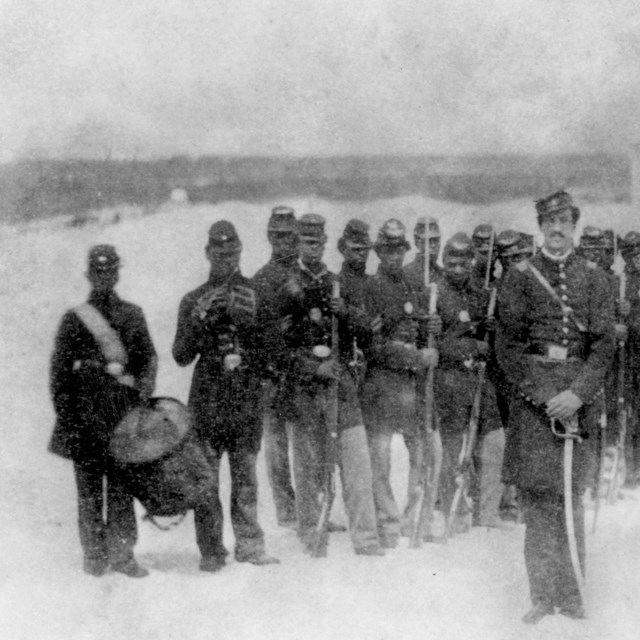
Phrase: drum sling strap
[
  {"left": 73, "top": 303, "right": 136, "bottom": 388},
  {"left": 521, "top": 261, "right": 586, "bottom": 332}
]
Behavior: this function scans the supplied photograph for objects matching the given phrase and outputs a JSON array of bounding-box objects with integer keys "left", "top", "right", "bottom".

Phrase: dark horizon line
[{"left": 1, "top": 151, "right": 629, "bottom": 165}]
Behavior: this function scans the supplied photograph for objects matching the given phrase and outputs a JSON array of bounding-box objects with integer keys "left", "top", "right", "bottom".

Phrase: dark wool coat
[
  {"left": 49, "top": 291, "right": 157, "bottom": 469},
  {"left": 496, "top": 251, "right": 616, "bottom": 493},
  {"left": 172, "top": 271, "right": 265, "bottom": 453},
  {"left": 434, "top": 274, "right": 501, "bottom": 436},
  {"left": 277, "top": 262, "right": 366, "bottom": 431}
]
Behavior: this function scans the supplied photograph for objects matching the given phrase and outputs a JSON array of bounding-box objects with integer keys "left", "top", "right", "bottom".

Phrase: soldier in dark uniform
[
  {"left": 360, "top": 219, "right": 438, "bottom": 547},
  {"left": 173, "top": 221, "right": 279, "bottom": 571},
  {"left": 49, "top": 245, "right": 157, "bottom": 577},
  {"left": 279, "top": 214, "right": 384, "bottom": 557},
  {"left": 252, "top": 206, "right": 299, "bottom": 528},
  {"left": 577, "top": 226, "right": 629, "bottom": 495},
  {"left": 620, "top": 231, "right": 640, "bottom": 486},
  {"left": 495, "top": 230, "right": 531, "bottom": 522},
  {"left": 434, "top": 233, "right": 504, "bottom": 530},
  {"left": 496, "top": 192, "right": 615, "bottom": 623},
  {"left": 336, "top": 219, "right": 374, "bottom": 391},
  {"left": 403, "top": 216, "right": 442, "bottom": 291}
]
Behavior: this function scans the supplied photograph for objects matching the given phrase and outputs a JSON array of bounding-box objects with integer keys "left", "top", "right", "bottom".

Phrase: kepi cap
[
  {"left": 339, "top": 218, "right": 372, "bottom": 250},
  {"left": 535, "top": 190, "right": 580, "bottom": 222},
  {"left": 444, "top": 232, "right": 475, "bottom": 258},
  {"left": 88, "top": 244, "right": 120, "bottom": 272},
  {"left": 375, "top": 218, "right": 410, "bottom": 250},
  {"left": 298, "top": 213, "right": 327, "bottom": 241},
  {"left": 268, "top": 205, "right": 297, "bottom": 232},
  {"left": 207, "top": 220, "right": 242, "bottom": 253}
]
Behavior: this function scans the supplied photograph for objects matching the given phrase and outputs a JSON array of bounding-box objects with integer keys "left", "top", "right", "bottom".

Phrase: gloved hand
[
  {"left": 316, "top": 359, "right": 341, "bottom": 380},
  {"left": 546, "top": 389, "right": 583, "bottom": 422},
  {"left": 192, "top": 287, "right": 229, "bottom": 322}
]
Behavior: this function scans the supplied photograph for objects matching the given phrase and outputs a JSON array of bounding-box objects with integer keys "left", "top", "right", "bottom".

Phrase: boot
[
  {"left": 112, "top": 559, "right": 149, "bottom": 578},
  {"left": 235, "top": 550, "right": 280, "bottom": 565},
  {"left": 199, "top": 556, "right": 226, "bottom": 572},
  {"left": 355, "top": 545, "right": 385, "bottom": 557},
  {"left": 522, "top": 603, "right": 554, "bottom": 624},
  {"left": 83, "top": 557, "right": 108, "bottom": 577}
]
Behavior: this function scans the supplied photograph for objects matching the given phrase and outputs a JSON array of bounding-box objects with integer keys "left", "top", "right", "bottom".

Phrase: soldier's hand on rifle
[
  {"left": 478, "top": 315, "right": 497, "bottom": 336},
  {"left": 137, "top": 376, "right": 155, "bottom": 403},
  {"left": 330, "top": 296, "right": 346, "bottom": 317},
  {"left": 615, "top": 323, "right": 628, "bottom": 341},
  {"left": 420, "top": 347, "right": 439, "bottom": 369},
  {"left": 370, "top": 314, "right": 383, "bottom": 334},
  {"left": 316, "top": 358, "right": 341, "bottom": 380},
  {"left": 475, "top": 340, "right": 491, "bottom": 359},
  {"left": 395, "top": 318, "right": 418, "bottom": 344},
  {"left": 546, "top": 390, "right": 583, "bottom": 422},
  {"left": 419, "top": 314, "right": 442, "bottom": 336},
  {"left": 619, "top": 298, "right": 631, "bottom": 318},
  {"left": 280, "top": 314, "right": 293, "bottom": 333}
]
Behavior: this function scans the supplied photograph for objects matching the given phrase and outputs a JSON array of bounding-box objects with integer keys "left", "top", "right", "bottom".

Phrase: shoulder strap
[
  {"left": 73, "top": 303, "right": 135, "bottom": 387},
  {"left": 523, "top": 262, "right": 587, "bottom": 332}
]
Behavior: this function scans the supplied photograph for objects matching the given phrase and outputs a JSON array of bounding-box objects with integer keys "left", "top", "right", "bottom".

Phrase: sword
[{"left": 550, "top": 417, "right": 587, "bottom": 608}]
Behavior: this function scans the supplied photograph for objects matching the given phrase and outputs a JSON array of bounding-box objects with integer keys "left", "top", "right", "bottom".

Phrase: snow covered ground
[{"left": 1, "top": 196, "right": 639, "bottom": 640}]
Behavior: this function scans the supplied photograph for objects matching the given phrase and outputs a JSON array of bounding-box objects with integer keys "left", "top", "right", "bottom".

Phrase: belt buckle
[{"left": 547, "top": 345, "right": 568, "bottom": 361}]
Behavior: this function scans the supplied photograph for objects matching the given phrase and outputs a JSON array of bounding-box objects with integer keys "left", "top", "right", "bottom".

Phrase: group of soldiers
[{"left": 49, "top": 189, "right": 640, "bottom": 624}]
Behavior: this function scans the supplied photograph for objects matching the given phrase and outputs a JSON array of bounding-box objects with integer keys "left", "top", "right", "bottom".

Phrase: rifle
[
  {"left": 607, "top": 270, "right": 628, "bottom": 505},
  {"left": 592, "top": 390, "right": 607, "bottom": 533},
  {"left": 409, "top": 282, "right": 441, "bottom": 546},
  {"left": 409, "top": 221, "right": 443, "bottom": 547},
  {"left": 310, "top": 280, "right": 341, "bottom": 557},
  {"left": 447, "top": 232, "right": 497, "bottom": 538}
]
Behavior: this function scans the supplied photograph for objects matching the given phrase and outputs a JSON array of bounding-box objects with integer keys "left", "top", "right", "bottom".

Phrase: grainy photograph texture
[{"left": 1, "top": 2, "right": 639, "bottom": 639}]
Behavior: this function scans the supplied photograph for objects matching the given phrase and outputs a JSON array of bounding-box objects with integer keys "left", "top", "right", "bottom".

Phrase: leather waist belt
[
  {"left": 526, "top": 343, "right": 586, "bottom": 361},
  {"left": 530, "top": 354, "right": 582, "bottom": 364}
]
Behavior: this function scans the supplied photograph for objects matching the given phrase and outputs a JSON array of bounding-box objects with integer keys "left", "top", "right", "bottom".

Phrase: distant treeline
[{"left": 0, "top": 154, "right": 630, "bottom": 222}]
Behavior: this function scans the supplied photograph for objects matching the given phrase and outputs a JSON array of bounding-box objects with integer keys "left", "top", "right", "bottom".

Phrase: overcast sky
[{"left": 1, "top": 0, "right": 640, "bottom": 160}]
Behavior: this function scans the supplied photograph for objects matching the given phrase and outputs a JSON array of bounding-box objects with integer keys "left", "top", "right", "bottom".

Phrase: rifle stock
[
  {"left": 607, "top": 270, "right": 628, "bottom": 506},
  {"left": 446, "top": 286, "right": 497, "bottom": 538},
  {"left": 311, "top": 280, "right": 340, "bottom": 557},
  {"left": 409, "top": 276, "right": 442, "bottom": 547}
]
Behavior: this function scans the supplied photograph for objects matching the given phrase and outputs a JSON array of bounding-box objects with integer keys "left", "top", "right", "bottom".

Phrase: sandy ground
[{"left": 1, "top": 196, "right": 638, "bottom": 640}]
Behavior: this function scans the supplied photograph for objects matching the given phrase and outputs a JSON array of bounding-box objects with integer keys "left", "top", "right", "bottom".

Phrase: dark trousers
[
  {"left": 73, "top": 463, "right": 136, "bottom": 567},
  {"left": 263, "top": 405, "right": 296, "bottom": 524},
  {"left": 520, "top": 488, "right": 585, "bottom": 609},
  {"left": 194, "top": 442, "right": 264, "bottom": 559},
  {"left": 291, "top": 384, "right": 380, "bottom": 552}
]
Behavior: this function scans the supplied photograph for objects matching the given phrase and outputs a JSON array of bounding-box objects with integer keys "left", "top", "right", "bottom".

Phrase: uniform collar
[
  {"left": 540, "top": 246, "right": 574, "bottom": 263},
  {"left": 88, "top": 289, "right": 119, "bottom": 308},
  {"left": 208, "top": 267, "right": 241, "bottom": 287},
  {"left": 299, "top": 260, "right": 328, "bottom": 282}
]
